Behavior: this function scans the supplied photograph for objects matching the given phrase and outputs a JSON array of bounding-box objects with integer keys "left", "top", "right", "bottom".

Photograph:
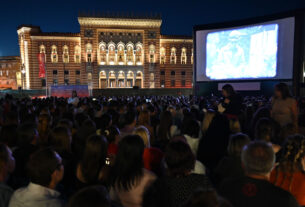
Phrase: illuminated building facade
[
  {"left": 17, "top": 14, "right": 193, "bottom": 89},
  {"left": 0, "top": 56, "right": 21, "bottom": 89}
]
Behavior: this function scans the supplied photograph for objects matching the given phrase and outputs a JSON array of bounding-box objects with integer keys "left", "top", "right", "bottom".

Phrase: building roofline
[
  {"left": 0, "top": 56, "right": 20, "bottom": 60},
  {"left": 31, "top": 32, "right": 80, "bottom": 37},
  {"left": 79, "top": 11, "right": 162, "bottom": 20}
]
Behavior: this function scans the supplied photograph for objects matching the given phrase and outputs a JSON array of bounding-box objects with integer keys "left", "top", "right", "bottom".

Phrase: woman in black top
[
  {"left": 221, "top": 84, "right": 243, "bottom": 116},
  {"left": 159, "top": 140, "right": 211, "bottom": 207}
]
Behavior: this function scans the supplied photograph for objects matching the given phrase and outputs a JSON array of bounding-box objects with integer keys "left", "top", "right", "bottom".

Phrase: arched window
[
  {"left": 149, "top": 45, "right": 155, "bottom": 63},
  {"left": 63, "top": 45, "right": 69, "bottom": 63},
  {"left": 181, "top": 47, "right": 187, "bottom": 64},
  {"left": 108, "top": 43, "right": 116, "bottom": 65},
  {"left": 99, "top": 43, "right": 106, "bottom": 65},
  {"left": 135, "top": 43, "right": 143, "bottom": 65},
  {"left": 117, "top": 43, "right": 125, "bottom": 64},
  {"left": 170, "top": 47, "right": 176, "bottom": 64},
  {"left": 51, "top": 45, "right": 58, "bottom": 63},
  {"left": 39, "top": 45, "right": 46, "bottom": 54},
  {"left": 126, "top": 43, "right": 134, "bottom": 65},
  {"left": 86, "top": 43, "right": 92, "bottom": 63},
  {"left": 191, "top": 48, "right": 194, "bottom": 64},
  {"left": 74, "top": 45, "right": 81, "bottom": 63},
  {"left": 160, "top": 47, "right": 166, "bottom": 64}
]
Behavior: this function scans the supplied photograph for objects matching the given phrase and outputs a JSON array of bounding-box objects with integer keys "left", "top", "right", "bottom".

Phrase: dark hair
[
  {"left": 255, "top": 118, "right": 273, "bottom": 142},
  {"left": 80, "top": 135, "right": 108, "bottom": 184},
  {"left": 182, "top": 188, "right": 220, "bottom": 207},
  {"left": 27, "top": 148, "right": 61, "bottom": 187},
  {"left": 157, "top": 111, "right": 173, "bottom": 141},
  {"left": 275, "top": 83, "right": 292, "bottom": 99},
  {"left": 0, "top": 125, "right": 18, "bottom": 148},
  {"left": 222, "top": 84, "right": 235, "bottom": 96},
  {"left": 241, "top": 141, "right": 275, "bottom": 175},
  {"left": 17, "top": 123, "right": 38, "bottom": 146},
  {"left": 103, "top": 125, "right": 120, "bottom": 144},
  {"left": 165, "top": 140, "right": 195, "bottom": 177},
  {"left": 124, "top": 110, "right": 137, "bottom": 126},
  {"left": 48, "top": 126, "right": 71, "bottom": 154},
  {"left": 143, "top": 180, "right": 170, "bottom": 207},
  {"left": 228, "top": 133, "right": 250, "bottom": 157},
  {"left": 68, "top": 186, "right": 110, "bottom": 207},
  {"left": 184, "top": 119, "right": 200, "bottom": 138},
  {"left": 99, "top": 114, "right": 112, "bottom": 130},
  {"left": 110, "top": 135, "right": 144, "bottom": 191},
  {"left": 0, "top": 144, "right": 9, "bottom": 172}
]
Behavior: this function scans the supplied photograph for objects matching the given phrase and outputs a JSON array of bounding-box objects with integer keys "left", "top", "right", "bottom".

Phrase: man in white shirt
[{"left": 9, "top": 148, "right": 64, "bottom": 207}]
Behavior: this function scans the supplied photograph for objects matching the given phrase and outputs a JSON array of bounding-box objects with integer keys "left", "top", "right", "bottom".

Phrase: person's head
[
  {"left": 103, "top": 125, "right": 120, "bottom": 144},
  {"left": 80, "top": 135, "right": 108, "bottom": 184},
  {"left": 165, "top": 140, "right": 195, "bottom": 177},
  {"left": 277, "top": 134, "right": 305, "bottom": 173},
  {"left": 138, "top": 110, "right": 151, "bottom": 126},
  {"left": 228, "top": 133, "right": 250, "bottom": 157},
  {"left": 48, "top": 126, "right": 72, "bottom": 154},
  {"left": 222, "top": 84, "right": 235, "bottom": 98},
  {"left": 17, "top": 123, "right": 39, "bottom": 146},
  {"left": 27, "top": 148, "right": 64, "bottom": 189},
  {"left": 241, "top": 141, "right": 275, "bottom": 177},
  {"left": 68, "top": 186, "right": 111, "bottom": 207},
  {"left": 124, "top": 110, "right": 137, "bottom": 127},
  {"left": 229, "top": 119, "right": 241, "bottom": 133},
  {"left": 255, "top": 118, "right": 273, "bottom": 142},
  {"left": 110, "top": 135, "right": 144, "bottom": 191},
  {"left": 182, "top": 188, "right": 221, "bottom": 207},
  {"left": 0, "top": 144, "right": 15, "bottom": 182},
  {"left": 157, "top": 111, "right": 173, "bottom": 140},
  {"left": 133, "top": 126, "right": 150, "bottom": 148},
  {"left": 72, "top": 90, "right": 78, "bottom": 98},
  {"left": 0, "top": 125, "right": 18, "bottom": 148},
  {"left": 184, "top": 119, "right": 200, "bottom": 138},
  {"left": 99, "top": 113, "right": 112, "bottom": 130},
  {"left": 274, "top": 83, "right": 292, "bottom": 99}
]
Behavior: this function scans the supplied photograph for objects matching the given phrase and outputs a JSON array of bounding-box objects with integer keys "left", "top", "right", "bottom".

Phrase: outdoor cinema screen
[{"left": 195, "top": 17, "right": 295, "bottom": 82}]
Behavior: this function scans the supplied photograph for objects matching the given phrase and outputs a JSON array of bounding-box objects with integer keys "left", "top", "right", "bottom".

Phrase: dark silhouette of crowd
[{"left": 0, "top": 82, "right": 304, "bottom": 207}]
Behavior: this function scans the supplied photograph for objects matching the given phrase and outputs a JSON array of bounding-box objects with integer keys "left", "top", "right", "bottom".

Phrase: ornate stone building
[{"left": 17, "top": 14, "right": 193, "bottom": 89}]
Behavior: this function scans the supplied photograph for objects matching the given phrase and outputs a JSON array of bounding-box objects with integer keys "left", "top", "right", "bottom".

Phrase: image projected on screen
[{"left": 206, "top": 24, "right": 279, "bottom": 80}]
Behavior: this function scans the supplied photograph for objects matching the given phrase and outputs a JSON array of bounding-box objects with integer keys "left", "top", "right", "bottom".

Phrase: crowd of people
[{"left": 0, "top": 83, "right": 304, "bottom": 207}]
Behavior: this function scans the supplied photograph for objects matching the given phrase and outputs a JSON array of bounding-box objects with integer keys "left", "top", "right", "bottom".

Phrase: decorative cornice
[
  {"left": 160, "top": 39, "right": 193, "bottom": 43},
  {"left": 78, "top": 17, "right": 162, "bottom": 28},
  {"left": 17, "top": 27, "right": 32, "bottom": 35},
  {"left": 30, "top": 36, "right": 81, "bottom": 41}
]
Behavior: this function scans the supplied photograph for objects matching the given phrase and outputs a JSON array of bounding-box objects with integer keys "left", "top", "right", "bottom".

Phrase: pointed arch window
[
  {"left": 181, "top": 47, "right": 187, "bottom": 64},
  {"left": 108, "top": 43, "right": 116, "bottom": 65},
  {"left": 39, "top": 45, "right": 46, "bottom": 61},
  {"left": 149, "top": 45, "right": 155, "bottom": 63},
  {"left": 86, "top": 43, "right": 92, "bottom": 63},
  {"left": 160, "top": 47, "right": 166, "bottom": 64},
  {"left": 99, "top": 43, "right": 106, "bottom": 65},
  {"left": 63, "top": 45, "right": 69, "bottom": 63},
  {"left": 135, "top": 43, "right": 143, "bottom": 65},
  {"left": 51, "top": 45, "right": 58, "bottom": 63},
  {"left": 170, "top": 47, "right": 176, "bottom": 64},
  {"left": 126, "top": 44, "right": 134, "bottom": 65},
  {"left": 117, "top": 43, "right": 125, "bottom": 64},
  {"left": 74, "top": 45, "right": 81, "bottom": 63}
]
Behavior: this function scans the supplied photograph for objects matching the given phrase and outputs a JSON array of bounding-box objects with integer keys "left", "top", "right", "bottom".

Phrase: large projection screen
[{"left": 196, "top": 17, "right": 295, "bottom": 82}]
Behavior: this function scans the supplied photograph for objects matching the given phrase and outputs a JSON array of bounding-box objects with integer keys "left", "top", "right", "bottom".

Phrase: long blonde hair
[{"left": 133, "top": 126, "right": 150, "bottom": 148}]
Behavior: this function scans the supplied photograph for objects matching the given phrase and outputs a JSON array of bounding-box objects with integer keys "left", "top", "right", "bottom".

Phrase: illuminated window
[
  {"left": 39, "top": 45, "right": 46, "bottom": 61},
  {"left": 86, "top": 43, "right": 92, "bottom": 63},
  {"left": 108, "top": 43, "right": 116, "bottom": 64},
  {"left": 149, "top": 45, "right": 156, "bottom": 63},
  {"left": 74, "top": 45, "right": 81, "bottom": 63},
  {"left": 63, "top": 45, "right": 69, "bottom": 63},
  {"left": 135, "top": 43, "right": 143, "bottom": 64},
  {"left": 51, "top": 45, "right": 58, "bottom": 63},
  {"left": 181, "top": 47, "right": 187, "bottom": 64},
  {"left": 170, "top": 47, "right": 176, "bottom": 64},
  {"left": 126, "top": 44, "right": 134, "bottom": 64},
  {"left": 117, "top": 43, "right": 125, "bottom": 64},
  {"left": 99, "top": 43, "right": 106, "bottom": 64},
  {"left": 160, "top": 47, "right": 166, "bottom": 64}
]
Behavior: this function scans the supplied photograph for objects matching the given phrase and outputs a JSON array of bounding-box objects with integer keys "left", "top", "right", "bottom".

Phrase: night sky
[{"left": 0, "top": 0, "right": 304, "bottom": 56}]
